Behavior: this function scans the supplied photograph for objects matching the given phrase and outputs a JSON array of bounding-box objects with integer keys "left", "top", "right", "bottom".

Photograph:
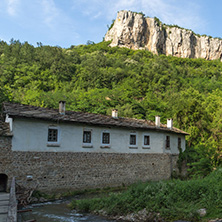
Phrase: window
[
  {"left": 100, "top": 131, "right": 111, "bottom": 148},
  {"left": 130, "top": 134, "right": 136, "bottom": 145},
  {"left": 82, "top": 130, "right": 93, "bottom": 148},
  {"left": 102, "top": 132, "right": 110, "bottom": 144},
  {"left": 178, "top": 137, "right": 181, "bottom": 149},
  {"left": 143, "top": 134, "right": 150, "bottom": 149},
  {"left": 166, "top": 136, "right": 170, "bottom": 149},
  {"left": 129, "top": 133, "right": 137, "bottom": 148},
  {"left": 48, "top": 128, "right": 58, "bottom": 142},
  {"left": 144, "top": 135, "right": 150, "bottom": 146},
  {"left": 83, "top": 131, "right": 91, "bottom": 143},
  {"left": 47, "top": 126, "right": 60, "bottom": 147}
]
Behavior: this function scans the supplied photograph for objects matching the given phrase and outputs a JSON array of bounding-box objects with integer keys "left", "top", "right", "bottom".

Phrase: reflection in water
[{"left": 18, "top": 200, "right": 117, "bottom": 222}]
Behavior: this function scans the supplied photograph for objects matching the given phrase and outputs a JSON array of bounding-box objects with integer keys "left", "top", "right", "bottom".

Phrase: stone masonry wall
[
  {"left": 171, "top": 154, "right": 179, "bottom": 172},
  {"left": 0, "top": 136, "right": 176, "bottom": 192},
  {"left": 0, "top": 136, "right": 13, "bottom": 191}
]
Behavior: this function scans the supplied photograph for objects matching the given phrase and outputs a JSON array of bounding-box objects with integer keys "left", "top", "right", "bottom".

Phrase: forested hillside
[{"left": 1, "top": 39, "right": 222, "bottom": 175}]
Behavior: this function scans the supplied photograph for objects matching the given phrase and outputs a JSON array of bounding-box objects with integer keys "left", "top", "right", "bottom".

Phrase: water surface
[{"left": 18, "top": 200, "right": 117, "bottom": 222}]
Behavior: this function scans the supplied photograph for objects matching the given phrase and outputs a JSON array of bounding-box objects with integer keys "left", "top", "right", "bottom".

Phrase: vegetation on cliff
[
  {"left": 70, "top": 168, "right": 222, "bottom": 221},
  {"left": 0, "top": 39, "right": 222, "bottom": 175}
]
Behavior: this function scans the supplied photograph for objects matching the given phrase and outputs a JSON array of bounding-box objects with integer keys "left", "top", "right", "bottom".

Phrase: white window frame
[
  {"left": 47, "top": 125, "right": 60, "bottom": 147},
  {"left": 82, "top": 128, "right": 93, "bottom": 148},
  {"left": 129, "top": 132, "right": 138, "bottom": 149},
  {"left": 142, "top": 133, "right": 150, "bottom": 149},
  {"left": 100, "top": 130, "right": 111, "bottom": 148}
]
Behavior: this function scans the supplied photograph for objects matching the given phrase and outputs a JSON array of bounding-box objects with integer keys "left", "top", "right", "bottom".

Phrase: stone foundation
[{"left": 0, "top": 136, "right": 178, "bottom": 192}]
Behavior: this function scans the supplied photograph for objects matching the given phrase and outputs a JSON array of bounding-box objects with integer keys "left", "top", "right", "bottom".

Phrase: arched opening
[{"left": 0, "top": 174, "right": 8, "bottom": 192}]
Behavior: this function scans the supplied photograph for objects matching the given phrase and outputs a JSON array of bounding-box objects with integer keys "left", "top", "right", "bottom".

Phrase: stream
[
  {"left": 17, "top": 199, "right": 192, "bottom": 222},
  {"left": 18, "top": 199, "right": 117, "bottom": 222}
]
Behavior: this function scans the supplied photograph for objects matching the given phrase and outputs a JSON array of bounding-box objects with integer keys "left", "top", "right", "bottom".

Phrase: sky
[{"left": 0, "top": 0, "right": 222, "bottom": 48}]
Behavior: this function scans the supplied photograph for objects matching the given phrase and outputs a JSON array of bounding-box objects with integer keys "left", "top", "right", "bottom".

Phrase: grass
[
  {"left": 32, "top": 185, "right": 126, "bottom": 201},
  {"left": 69, "top": 168, "right": 222, "bottom": 221}
]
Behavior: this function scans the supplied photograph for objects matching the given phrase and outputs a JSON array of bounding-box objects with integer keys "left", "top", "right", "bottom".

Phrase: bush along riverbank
[
  {"left": 69, "top": 168, "right": 222, "bottom": 222},
  {"left": 29, "top": 186, "right": 127, "bottom": 204}
]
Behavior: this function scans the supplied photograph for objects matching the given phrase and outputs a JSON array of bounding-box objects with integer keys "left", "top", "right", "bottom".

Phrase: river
[
  {"left": 17, "top": 200, "right": 192, "bottom": 222},
  {"left": 18, "top": 199, "right": 117, "bottom": 222}
]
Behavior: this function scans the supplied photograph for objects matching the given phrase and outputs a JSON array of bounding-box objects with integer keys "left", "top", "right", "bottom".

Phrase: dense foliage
[
  {"left": 1, "top": 39, "right": 222, "bottom": 174},
  {"left": 70, "top": 168, "right": 222, "bottom": 221}
]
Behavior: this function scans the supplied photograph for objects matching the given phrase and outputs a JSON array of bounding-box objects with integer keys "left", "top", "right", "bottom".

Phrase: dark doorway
[{"left": 0, "top": 174, "right": 8, "bottom": 192}]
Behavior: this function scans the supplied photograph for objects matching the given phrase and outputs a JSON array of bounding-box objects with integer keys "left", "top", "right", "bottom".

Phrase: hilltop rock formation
[{"left": 105, "top": 10, "right": 222, "bottom": 60}]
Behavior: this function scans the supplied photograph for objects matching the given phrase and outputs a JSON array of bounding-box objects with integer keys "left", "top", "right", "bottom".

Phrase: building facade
[{"left": 0, "top": 102, "right": 188, "bottom": 192}]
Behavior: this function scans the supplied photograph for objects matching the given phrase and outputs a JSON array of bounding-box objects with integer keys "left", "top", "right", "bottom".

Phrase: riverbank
[
  {"left": 18, "top": 185, "right": 127, "bottom": 221},
  {"left": 18, "top": 199, "right": 117, "bottom": 222},
  {"left": 29, "top": 185, "right": 127, "bottom": 204},
  {"left": 70, "top": 168, "right": 222, "bottom": 222}
]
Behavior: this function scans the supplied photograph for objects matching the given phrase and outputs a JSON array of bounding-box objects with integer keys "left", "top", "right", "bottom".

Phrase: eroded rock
[{"left": 105, "top": 10, "right": 222, "bottom": 61}]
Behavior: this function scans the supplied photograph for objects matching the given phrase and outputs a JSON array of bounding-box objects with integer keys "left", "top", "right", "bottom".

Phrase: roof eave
[{"left": 7, "top": 114, "right": 189, "bottom": 135}]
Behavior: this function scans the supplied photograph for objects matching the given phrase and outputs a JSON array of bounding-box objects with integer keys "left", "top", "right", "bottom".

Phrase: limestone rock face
[
  {"left": 105, "top": 10, "right": 222, "bottom": 61},
  {"left": 105, "top": 11, "right": 148, "bottom": 50}
]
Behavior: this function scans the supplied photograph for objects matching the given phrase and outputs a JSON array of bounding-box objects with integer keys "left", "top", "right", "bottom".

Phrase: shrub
[{"left": 70, "top": 168, "right": 222, "bottom": 221}]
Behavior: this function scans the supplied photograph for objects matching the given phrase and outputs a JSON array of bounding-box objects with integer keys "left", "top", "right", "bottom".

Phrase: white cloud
[
  {"left": 41, "top": 0, "right": 60, "bottom": 29},
  {"left": 139, "top": 0, "right": 203, "bottom": 31},
  {"left": 72, "top": 0, "right": 205, "bottom": 34},
  {"left": 93, "top": 11, "right": 102, "bottom": 19},
  {"left": 0, "top": 0, "right": 207, "bottom": 47},
  {"left": 7, "top": 0, "right": 20, "bottom": 16},
  {"left": 37, "top": 0, "right": 80, "bottom": 45}
]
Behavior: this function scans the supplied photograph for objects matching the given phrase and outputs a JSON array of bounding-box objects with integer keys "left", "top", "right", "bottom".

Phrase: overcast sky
[{"left": 0, "top": 0, "right": 221, "bottom": 48}]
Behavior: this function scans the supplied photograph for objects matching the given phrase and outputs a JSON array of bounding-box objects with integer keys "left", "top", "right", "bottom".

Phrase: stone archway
[{"left": 0, "top": 174, "right": 8, "bottom": 192}]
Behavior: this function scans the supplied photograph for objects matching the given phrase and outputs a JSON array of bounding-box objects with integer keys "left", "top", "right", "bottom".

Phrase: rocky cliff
[{"left": 105, "top": 10, "right": 222, "bottom": 60}]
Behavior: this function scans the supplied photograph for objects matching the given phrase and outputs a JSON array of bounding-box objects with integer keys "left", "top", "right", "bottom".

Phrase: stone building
[{"left": 0, "top": 102, "right": 188, "bottom": 192}]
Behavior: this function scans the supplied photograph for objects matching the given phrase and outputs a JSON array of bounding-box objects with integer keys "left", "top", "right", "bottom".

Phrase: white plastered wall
[{"left": 11, "top": 118, "right": 185, "bottom": 154}]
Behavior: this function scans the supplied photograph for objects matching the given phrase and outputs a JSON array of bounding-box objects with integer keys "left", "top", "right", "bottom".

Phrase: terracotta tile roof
[
  {"left": 0, "top": 121, "right": 12, "bottom": 137},
  {"left": 2, "top": 102, "right": 189, "bottom": 135}
]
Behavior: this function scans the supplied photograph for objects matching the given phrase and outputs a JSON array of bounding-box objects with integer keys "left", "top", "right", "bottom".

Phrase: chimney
[
  {"left": 112, "top": 109, "right": 118, "bottom": 118},
  {"left": 59, "top": 101, "right": 66, "bottom": 115},
  {"left": 155, "top": 116, "right": 160, "bottom": 127},
  {"left": 167, "top": 118, "right": 173, "bottom": 129}
]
